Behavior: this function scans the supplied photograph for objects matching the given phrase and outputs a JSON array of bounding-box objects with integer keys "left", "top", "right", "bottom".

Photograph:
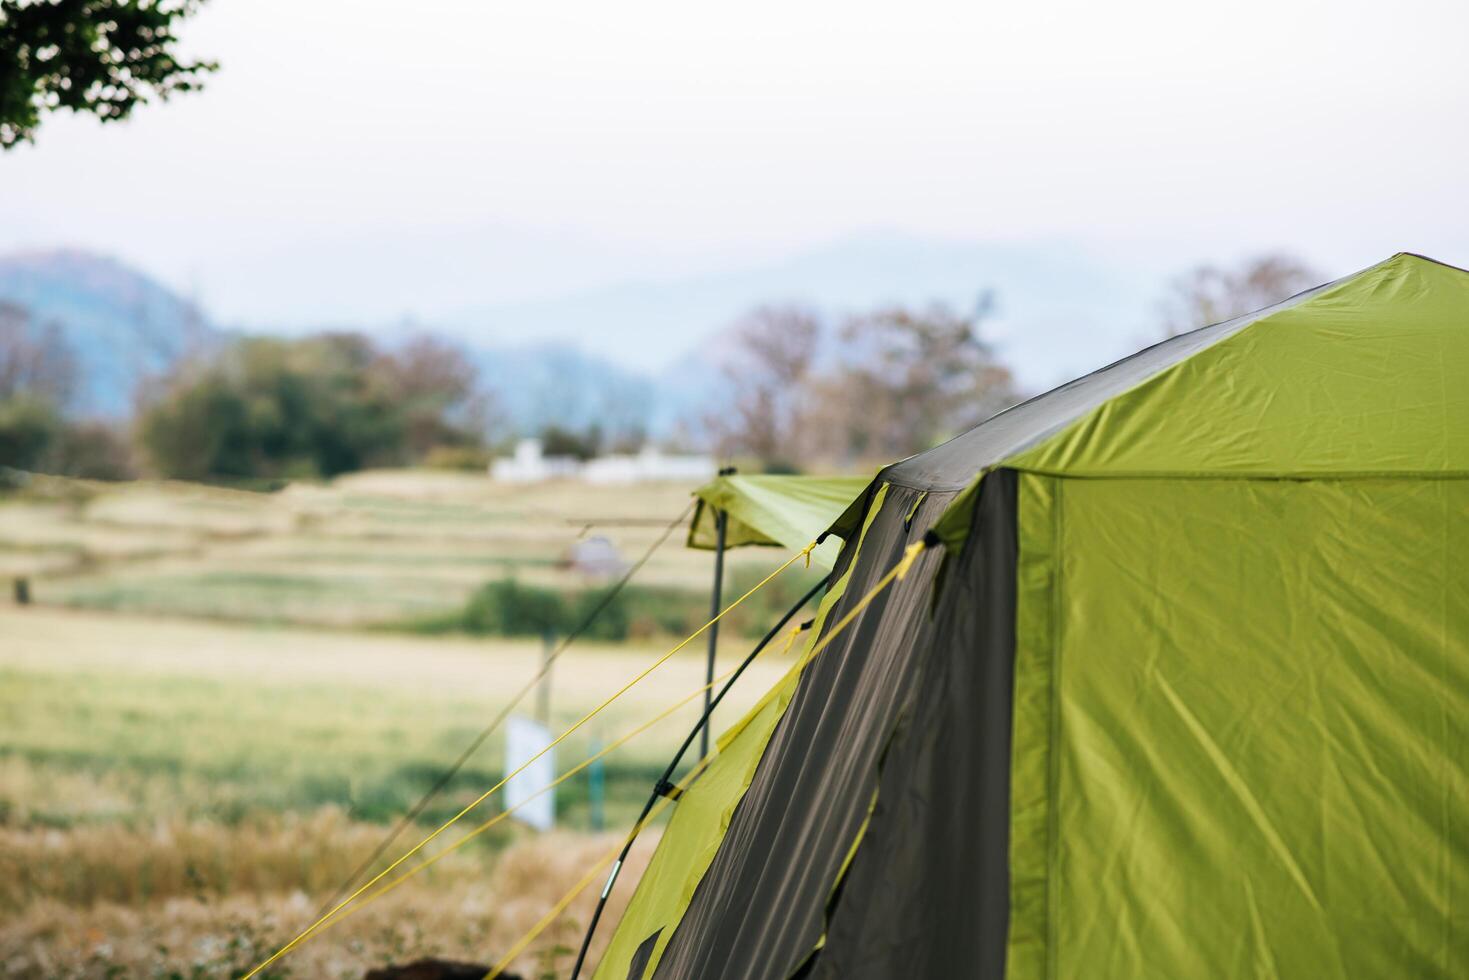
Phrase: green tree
[
  {"left": 0, "top": 394, "right": 61, "bottom": 469},
  {"left": 138, "top": 332, "right": 489, "bottom": 481},
  {"left": 1, "top": 0, "right": 216, "bottom": 148},
  {"left": 139, "top": 335, "right": 394, "bottom": 480},
  {"left": 541, "top": 424, "right": 601, "bottom": 460}
]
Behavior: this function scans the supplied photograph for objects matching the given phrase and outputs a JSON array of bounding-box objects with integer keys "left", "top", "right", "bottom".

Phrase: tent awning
[{"left": 687, "top": 474, "right": 870, "bottom": 569}]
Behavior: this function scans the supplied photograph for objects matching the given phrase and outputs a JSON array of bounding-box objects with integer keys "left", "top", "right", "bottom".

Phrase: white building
[
  {"left": 491, "top": 438, "right": 716, "bottom": 485},
  {"left": 490, "top": 439, "right": 581, "bottom": 482}
]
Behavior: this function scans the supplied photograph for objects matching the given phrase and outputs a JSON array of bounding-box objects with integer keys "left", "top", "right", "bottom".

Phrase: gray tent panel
[{"left": 651, "top": 485, "right": 955, "bottom": 979}]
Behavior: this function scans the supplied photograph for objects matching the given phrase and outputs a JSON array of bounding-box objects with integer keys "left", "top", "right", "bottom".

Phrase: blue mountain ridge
[{"left": 0, "top": 237, "right": 1159, "bottom": 437}]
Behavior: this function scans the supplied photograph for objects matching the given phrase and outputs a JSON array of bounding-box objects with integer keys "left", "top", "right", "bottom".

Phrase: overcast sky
[{"left": 2, "top": 0, "right": 1466, "bottom": 347}]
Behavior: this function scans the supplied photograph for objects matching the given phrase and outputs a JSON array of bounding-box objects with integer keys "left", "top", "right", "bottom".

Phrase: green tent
[
  {"left": 688, "top": 473, "right": 871, "bottom": 569},
  {"left": 592, "top": 253, "right": 1469, "bottom": 979}
]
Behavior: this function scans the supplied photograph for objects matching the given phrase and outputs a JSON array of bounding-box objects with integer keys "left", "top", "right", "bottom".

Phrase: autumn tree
[{"left": 1160, "top": 253, "right": 1322, "bottom": 337}]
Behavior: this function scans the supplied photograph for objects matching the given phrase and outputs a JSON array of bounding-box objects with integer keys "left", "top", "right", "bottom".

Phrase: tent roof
[
  {"left": 868, "top": 253, "right": 1468, "bottom": 503},
  {"left": 688, "top": 474, "right": 870, "bottom": 569}
]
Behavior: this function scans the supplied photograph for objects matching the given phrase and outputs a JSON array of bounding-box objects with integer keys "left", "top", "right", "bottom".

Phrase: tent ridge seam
[{"left": 1006, "top": 468, "right": 1469, "bottom": 482}]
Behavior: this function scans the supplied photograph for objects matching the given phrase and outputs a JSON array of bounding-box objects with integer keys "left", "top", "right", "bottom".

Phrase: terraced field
[
  {"left": 0, "top": 470, "right": 827, "bottom": 978},
  {"left": 0, "top": 471, "right": 793, "bottom": 628}
]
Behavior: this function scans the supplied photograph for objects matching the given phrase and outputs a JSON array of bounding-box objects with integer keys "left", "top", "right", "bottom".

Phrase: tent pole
[
  {"left": 701, "top": 508, "right": 727, "bottom": 760},
  {"left": 567, "top": 572, "right": 829, "bottom": 980}
]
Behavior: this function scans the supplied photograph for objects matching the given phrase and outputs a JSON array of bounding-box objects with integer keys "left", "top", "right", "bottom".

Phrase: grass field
[
  {"left": 0, "top": 470, "right": 834, "bottom": 978},
  {"left": 0, "top": 606, "right": 793, "bottom": 978},
  {"left": 0, "top": 471, "right": 797, "bottom": 629}
]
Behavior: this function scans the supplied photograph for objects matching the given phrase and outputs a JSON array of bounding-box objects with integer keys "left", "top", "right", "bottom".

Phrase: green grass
[
  {"left": 0, "top": 663, "right": 680, "bottom": 833},
  {"left": 42, "top": 570, "right": 471, "bottom": 625}
]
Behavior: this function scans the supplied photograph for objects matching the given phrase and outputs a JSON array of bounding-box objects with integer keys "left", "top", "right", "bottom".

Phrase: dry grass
[
  {"left": 0, "top": 469, "right": 826, "bottom": 977},
  {"left": 0, "top": 606, "right": 785, "bottom": 977},
  {"left": 0, "top": 814, "right": 658, "bottom": 979}
]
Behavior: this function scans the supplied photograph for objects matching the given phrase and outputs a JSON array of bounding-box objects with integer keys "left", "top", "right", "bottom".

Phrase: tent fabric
[
  {"left": 687, "top": 474, "right": 869, "bottom": 570},
  {"left": 596, "top": 253, "right": 1469, "bottom": 980},
  {"left": 839, "top": 267, "right": 1346, "bottom": 500},
  {"left": 594, "top": 486, "right": 890, "bottom": 980},
  {"left": 928, "top": 252, "right": 1469, "bottom": 547},
  {"left": 1002, "top": 254, "right": 1469, "bottom": 478},
  {"left": 812, "top": 470, "right": 1018, "bottom": 980},
  {"left": 650, "top": 484, "right": 953, "bottom": 979},
  {"left": 1004, "top": 473, "right": 1468, "bottom": 979}
]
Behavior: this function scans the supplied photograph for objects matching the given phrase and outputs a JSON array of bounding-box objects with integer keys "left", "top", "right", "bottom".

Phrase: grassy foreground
[{"left": 0, "top": 606, "right": 790, "bottom": 978}]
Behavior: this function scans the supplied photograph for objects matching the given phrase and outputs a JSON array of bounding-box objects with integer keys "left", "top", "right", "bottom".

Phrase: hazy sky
[{"left": 2, "top": 0, "right": 1467, "bottom": 350}]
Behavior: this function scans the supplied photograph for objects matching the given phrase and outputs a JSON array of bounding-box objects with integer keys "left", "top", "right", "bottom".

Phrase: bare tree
[
  {"left": 373, "top": 334, "right": 498, "bottom": 457},
  {"left": 706, "top": 306, "right": 821, "bottom": 468},
  {"left": 706, "top": 297, "right": 1018, "bottom": 469},
  {"left": 1160, "top": 254, "right": 1322, "bottom": 337},
  {"left": 0, "top": 302, "right": 78, "bottom": 407},
  {"left": 829, "top": 296, "right": 1016, "bottom": 461}
]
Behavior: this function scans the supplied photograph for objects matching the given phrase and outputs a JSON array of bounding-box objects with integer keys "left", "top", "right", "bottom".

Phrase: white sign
[{"left": 504, "top": 715, "right": 555, "bottom": 831}]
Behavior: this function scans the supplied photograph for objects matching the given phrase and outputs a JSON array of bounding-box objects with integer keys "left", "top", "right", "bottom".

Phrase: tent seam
[
  {"left": 1045, "top": 478, "right": 1065, "bottom": 980},
  {"left": 1003, "top": 469, "right": 1469, "bottom": 482}
]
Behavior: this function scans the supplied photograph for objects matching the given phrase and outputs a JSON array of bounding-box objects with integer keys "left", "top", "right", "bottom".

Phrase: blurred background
[{"left": 1, "top": 0, "right": 1466, "bottom": 976}]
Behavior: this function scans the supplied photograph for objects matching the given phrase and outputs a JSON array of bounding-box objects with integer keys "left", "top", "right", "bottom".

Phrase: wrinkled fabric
[
  {"left": 1008, "top": 474, "right": 1469, "bottom": 979},
  {"left": 609, "top": 253, "right": 1469, "bottom": 980},
  {"left": 594, "top": 487, "right": 889, "bottom": 980},
  {"left": 1007, "top": 255, "right": 1469, "bottom": 478},
  {"left": 813, "top": 471, "right": 1018, "bottom": 980},
  {"left": 651, "top": 485, "right": 954, "bottom": 980}
]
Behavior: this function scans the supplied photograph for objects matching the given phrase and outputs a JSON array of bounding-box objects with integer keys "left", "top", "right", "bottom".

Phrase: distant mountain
[
  {"left": 0, "top": 250, "right": 217, "bottom": 418},
  {"left": 443, "top": 231, "right": 1160, "bottom": 395},
  {"left": 470, "top": 343, "right": 656, "bottom": 442},
  {"left": 0, "top": 249, "right": 664, "bottom": 439},
  {"left": 1, "top": 235, "right": 1167, "bottom": 440}
]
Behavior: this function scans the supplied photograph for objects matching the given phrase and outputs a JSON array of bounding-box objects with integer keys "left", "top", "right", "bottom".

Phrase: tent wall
[
  {"left": 594, "top": 485, "right": 891, "bottom": 980},
  {"left": 1008, "top": 473, "right": 1469, "bottom": 978},
  {"left": 811, "top": 469, "right": 1019, "bottom": 979},
  {"left": 600, "top": 253, "right": 1469, "bottom": 980},
  {"left": 649, "top": 483, "right": 955, "bottom": 979},
  {"left": 1004, "top": 256, "right": 1469, "bottom": 479}
]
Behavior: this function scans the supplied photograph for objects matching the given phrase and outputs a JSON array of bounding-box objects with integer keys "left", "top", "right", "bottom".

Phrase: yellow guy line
[
  {"left": 482, "top": 538, "right": 929, "bottom": 980},
  {"left": 312, "top": 659, "right": 747, "bottom": 931},
  {"left": 485, "top": 753, "right": 716, "bottom": 980},
  {"left": 242, "top": 541, "right": 816, "bottom": 980},
  {"left": 789, "top": 538, "right": 927, "bottom": 676}
]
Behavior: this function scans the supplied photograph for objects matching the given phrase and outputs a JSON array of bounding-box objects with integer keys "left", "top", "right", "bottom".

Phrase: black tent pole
[
  {"left": 567, "top": 572, "right": 829, "bottom": 980},
  {"left": 702, "top": 506, "right": 727, "bottom": 760}
]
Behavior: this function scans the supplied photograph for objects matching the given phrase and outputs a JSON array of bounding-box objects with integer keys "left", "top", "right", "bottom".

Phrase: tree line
[
  {"left": 705, "top": 298, "right": 1018, "bottom": 470},
  {"left": 0, "top": 310, "right": 492, "bottom": 483},
  {"left": 0, "top": 253, "right": 1320, "bottom": 483}
]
